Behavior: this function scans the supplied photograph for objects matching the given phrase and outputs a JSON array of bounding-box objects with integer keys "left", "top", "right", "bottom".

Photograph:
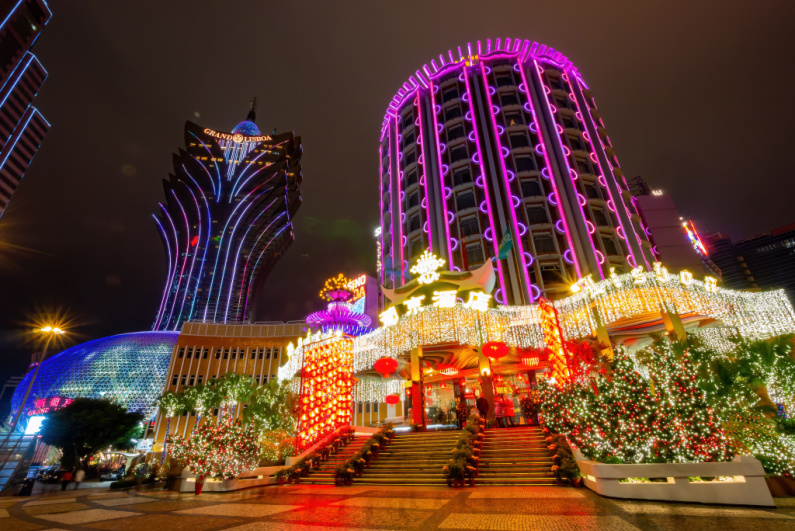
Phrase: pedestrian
[
  {"left": 494, "top": 395, "right": 505, "bottom": 428},
  {"left": 60, "top": 469, "right": 73, "bottom": 491},
  {"left": 503, "top": 395, "right": 516, "bottom": 426},
  {"left": 476, "top": 395, "right": 489, "bottom": 420},
  {"left": 73, "top": 467, "right": 85, "bottom": 490}
]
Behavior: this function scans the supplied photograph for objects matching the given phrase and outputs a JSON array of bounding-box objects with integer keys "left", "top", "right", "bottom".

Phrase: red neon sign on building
[{"left": 27, "top": 396, "right": 73, "bottom": 416}]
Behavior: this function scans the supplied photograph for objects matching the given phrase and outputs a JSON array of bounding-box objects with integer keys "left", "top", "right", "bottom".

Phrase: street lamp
[{"left": 2, "top": 326, "right": 67, "bottom": 438}]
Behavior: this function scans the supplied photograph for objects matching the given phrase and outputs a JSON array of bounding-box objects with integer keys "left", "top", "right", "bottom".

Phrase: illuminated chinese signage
[
  {"left": 27, "top": 396, "right": 72, "bottom": 417},
  {"left": 203, "top": 128, "right": 273, "bottom": 144},
  {"left": 379, "top": 289, "right": 491, "bottom": 327},
  {"left": 570, "top": 263, "right": 718, "bottom": 297}
]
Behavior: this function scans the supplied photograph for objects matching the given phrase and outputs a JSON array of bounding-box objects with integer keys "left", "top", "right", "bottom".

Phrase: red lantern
[
  {"left": 385, "top": 394, "right": 400, "bottom": 405},
  {"left": 482, "top": 341, "right": 509, "bottom": 359},
  {"left": 374, "top": 357, "right": 398, "bottom": 377}
]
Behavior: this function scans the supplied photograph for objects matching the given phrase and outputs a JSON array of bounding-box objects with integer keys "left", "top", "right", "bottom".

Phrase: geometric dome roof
[
  {"left": 10, "top": 331, "right": 179, "bottom": 427},
  {"left": 231, "top": 120, "right": 260, "bottom": 136}
]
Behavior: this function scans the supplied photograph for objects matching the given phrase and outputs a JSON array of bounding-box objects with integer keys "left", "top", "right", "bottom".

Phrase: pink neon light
[
  {"left": 393, "top": 118, "right": 405, "bottom": 283},
  {"left": 479, "top": 62, "right": 533, "bottom": 302},
  {"left": 428, "top": 79, "right": 454, "bottom": 268},
  {"left": 517, "top": 60, "right": 581, "bottom": 278}
]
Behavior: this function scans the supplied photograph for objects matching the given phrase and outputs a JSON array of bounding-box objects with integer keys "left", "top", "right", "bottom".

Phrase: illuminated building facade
[
  {"left": 9, "top": 332, "right": 179, "bottom": 428},
  {"left": 151, "top": 320, "right": 305, "bottom": 454},
  {"left": 378, "top": 38, "right": 656, "bottom": 306},
  {"left": 153, "top": 107, "right": 302, "bottom": 331},
  {"left": 0, "top": 0, "right": 51, "bottom": 219}
]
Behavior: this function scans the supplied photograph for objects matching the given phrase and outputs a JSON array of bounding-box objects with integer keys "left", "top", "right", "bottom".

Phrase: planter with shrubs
[{"left": 443, "top": 414, "right": 482, "bottom": 487}]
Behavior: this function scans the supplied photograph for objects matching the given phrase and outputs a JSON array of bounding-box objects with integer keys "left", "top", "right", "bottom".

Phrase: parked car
[
  {"left": 36, "top": 467, "right": 62, "bottom": 483},
  {"left": 99, "top": 468, "right": 125, "bottom": 481}
]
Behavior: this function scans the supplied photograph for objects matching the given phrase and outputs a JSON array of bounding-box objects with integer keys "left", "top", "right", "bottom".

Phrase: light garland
[{"left": 351, "top": 378, "right": 404, "bottom": 404}]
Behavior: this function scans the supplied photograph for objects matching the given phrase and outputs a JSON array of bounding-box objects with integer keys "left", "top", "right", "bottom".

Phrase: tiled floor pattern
[{"left": 0, "top": 484, "right": 792, "bottom": 530}]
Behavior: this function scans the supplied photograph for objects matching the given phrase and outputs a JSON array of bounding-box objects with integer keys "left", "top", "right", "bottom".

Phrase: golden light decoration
[{"left": 319, "top": 273, "right": 354, "bottom": 302}]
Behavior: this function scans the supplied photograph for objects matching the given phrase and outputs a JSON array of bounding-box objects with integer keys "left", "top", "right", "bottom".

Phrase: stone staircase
[
  {"left": 477, "top": 426, "right": 556, "bottom": 485},
  {"left": 300, "top": 435, "right": 370, "bottom": 485},
  {"left": 356, "top": 430, "right": 458, "bottom": 486}
]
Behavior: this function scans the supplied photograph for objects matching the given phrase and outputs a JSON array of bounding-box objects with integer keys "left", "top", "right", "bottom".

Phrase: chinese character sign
[
  {"left": 538, "top": 298, "right": 572, "bottom": 387},
  {"left": 27, "top": 396, "right": 73, "bottom": 416},
  {"left": 296, "top": 337, "right": 354, "bottom": 451}
]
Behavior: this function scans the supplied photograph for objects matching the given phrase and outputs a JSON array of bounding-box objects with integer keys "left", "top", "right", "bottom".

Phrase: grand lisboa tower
[{"left": 378, "top": 39, "right": 656, "bottom": 305}]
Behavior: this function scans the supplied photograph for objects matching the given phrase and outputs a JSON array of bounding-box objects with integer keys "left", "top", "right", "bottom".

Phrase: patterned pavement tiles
[{"left": 0, "top": 484, "right": 793, "bottom": 530}]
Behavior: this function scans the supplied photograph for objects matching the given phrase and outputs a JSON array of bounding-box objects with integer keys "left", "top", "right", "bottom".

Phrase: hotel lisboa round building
[{"left": 378, "top": 38, "right": 656, "bottom": 306}]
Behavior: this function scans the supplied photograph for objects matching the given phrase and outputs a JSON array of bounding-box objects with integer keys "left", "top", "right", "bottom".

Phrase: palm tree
[{"left": 216, "top": 373, "right": 257, "bottom": 417}]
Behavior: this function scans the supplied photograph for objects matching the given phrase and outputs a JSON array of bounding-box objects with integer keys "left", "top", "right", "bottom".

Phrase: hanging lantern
[
  {"left": 385, "top": 394, "right": 400, "bottom": 405},
  {"left": 438, "top": 363, "right": 458, "bottom": 376},
  {"left": 374, "top": 357, "right": 398, "bottom": 377},
  {"left": 482, "top": 341, "right": 509, "bottom": 359}
]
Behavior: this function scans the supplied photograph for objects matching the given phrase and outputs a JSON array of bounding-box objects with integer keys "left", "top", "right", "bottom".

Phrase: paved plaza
[{"left": 1, "top": 484, "right": 794, "bottom": 530}]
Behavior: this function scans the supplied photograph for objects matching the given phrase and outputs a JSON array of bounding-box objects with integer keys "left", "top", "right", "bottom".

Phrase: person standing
[
  {"left": 476, "top": 395, "right": 489, "bottom": 420},
  {"left": 73, "top": 468, "right": 85, "bottom": 490},
  {"left": 60, "top": 469, "right": 73, "bottom": 491},
  {"left": 503, "top": 396, "right": 516, "bottom": 427},
  {"left": 494, "top": 395, "right": 505, "bottom": 428}
]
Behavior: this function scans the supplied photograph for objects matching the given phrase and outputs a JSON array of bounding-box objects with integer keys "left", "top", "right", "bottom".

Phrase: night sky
[{"left": 1, "top": 1, "right": 794, "bottom": 386}]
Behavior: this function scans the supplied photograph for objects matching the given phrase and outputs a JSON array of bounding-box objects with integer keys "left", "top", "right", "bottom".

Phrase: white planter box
[
  {"left": 179, "top": 466, "right": 282, "bottom": 492},
  {"left": 573, "top": 449, "right": 774, "bottom": 507}
]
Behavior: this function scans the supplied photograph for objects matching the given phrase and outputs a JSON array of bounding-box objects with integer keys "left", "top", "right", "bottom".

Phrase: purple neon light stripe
[
  {"left": 538, "top": 76, "right": 603, "bottom": 280},
  {"left": 233, "top": 210, "right": 287, "bottom": 320},
  {"left": 460, "top": 65, "right": 508, "bottom": 296},
  {"left": 519, "top": 60, "right": 582, "bottom": 278},
  {"left": 169, "top": 190, "right": 194, "bottom": 326},
  {"left": 152, "top": 214, "right": 173, "bottom": 330},
  {"left": 175, "top": 183, "right": 203, "bottom": 324},
  {"left": 229, "top": 140, "right": 289, "bottom": 199},
  {"left": 415, "top": 94, "right": 433, "bottom": 252},
  {"left": 479, "top": 62, "right": 534, "bottom": 301},
  {"left": 427, "top": 79, "right": 454, "bottom": 268},
  {"left": 378, "top": 144, "right": 387, "bottom": 285},
  {"left": 393, "top": 117, "right": 405, "bottom": 283},
  {"left": 223, "top": 197, "right": 281, "bottom": 319},
  {"left": 181, "top": 166, "right": 213, "bottom": 321},
  {"left": 568, "top": 77, "right": 650, "bottom": 270},
  {"left": 158, "top": 204, "right": 181, "bottom": 329},
  {"left": 241, "top": 223, "right": 290, "bottom": 318}
]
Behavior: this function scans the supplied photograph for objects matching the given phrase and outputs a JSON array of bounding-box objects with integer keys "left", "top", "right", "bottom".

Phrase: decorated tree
[
  {"left": 243, "top": 379, "right": 297, "bottom": 435},
  {"left": 169, "top": 408, "right": 259, "bottom": 480}
]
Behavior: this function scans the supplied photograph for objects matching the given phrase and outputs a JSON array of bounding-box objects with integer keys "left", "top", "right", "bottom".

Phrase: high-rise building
[
  {"left": 0, "top": 0, "right": 51, "bottom": 219},
  {"left": 378, "top": 39, "right": 655, "bottom": 305},
  {"left": 153, "top": 105, "right": 302, "bottom": 331},
  {"left": 705, "top": 224, "right": 795, "bottom": 302}
]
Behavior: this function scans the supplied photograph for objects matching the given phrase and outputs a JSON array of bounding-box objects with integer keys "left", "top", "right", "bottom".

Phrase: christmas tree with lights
[{"left": 169, "top": 407, "right": 259, "bottom": 479}]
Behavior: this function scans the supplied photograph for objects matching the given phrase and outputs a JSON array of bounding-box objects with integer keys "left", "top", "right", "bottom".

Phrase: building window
[
  {"left": 526, "top": 205, "right": 549, "bottom": 224},
  {"left": 603, "top": 236, "right": 619, "bottom": 256},
  {"left": 265, "top": 348, "right": 271, "bottom": 359},
  {"left": 178, "top": 348, "right": 185, "bottom": 359},
  {"left": 444, "top": 105, "right": 462, "bottom": 121},
  {"left": 198, "top": 375, "right": 203, "bottom": 384},
  {"left": 409, "top": 215, "right": 421, "bottom": 232},
  {"left": 500, "top": 92, "right": 519, "bottom": 106},
  {"left": 407, "top": 192, "right": 420, "bottom": 209},
  {"left": 456, "top": 191, "right": 476, "bottom": 211},
  {"left": 442, "top": 87, "right": 459, "bottom": 102},
  {"left": 505, "top": 112, "right": 524, "bottom": 126},
  {"left": 584, "top": 182, "right": 600, "bottom": 200},
  {"left": 509, "top": 133, "right": 530, "bottom": 149},
  {"left": 251, "top": 349, "right": 256, "bottom": 360},
  {"left": 460, "top": 216, "right": 479, "bottom": 237},
  {"left": 405, "top": 150, "right": 416, "bottom": 165},
  {"left": 534, "top": 234, "right": 556, "bottom": 253},
  {"left": 180, "top": 375, "right": 187, "bottom": 386},
  {"left": 521, "top": 179, "right": 542, "bottom": 197},
  {"left": 406, "top": 171, "right": 418, "bottom": 187},
  {"left": 189, "top": 375, "right": 195, "bottom": 386},
  {"left": 403, "top": 132, "right": 415, "bottom": 146},
  {"left": 202, "top": 349, "right": 208, "bottom": 359},
  {"left": 215, "top": 349, "right": 221, "bottom": 359},
  {"left": 593, "top": 208, "right": 608, "bottom": 226},
  {"left": 223, "top": 349, "right": 229, "bottom": 360},
  {"left": 365, "top": 402, "right": 371, "bottom": 413},
  {"left": 496, "top": 75, "right": 514, "bottom": 87},
  {"left": 576, "top": 159, "right": 592, "bottom": 175},
  {"left": 402, "top": 113, "right": 413, "bottom": 130},
  {"left": 453, "top": 168, "right": 472, "bottom": 187},
  {"left": 466, "top": 243, "right": 485, "bottom": 266},
  {"left": 172, "top": 375, "right": 178, "bottom": 386},
  {"left": 449, "top": 145, "right": 468, "bottom": 163},
  {"left": 540, "top": 263, "right": 562, "bottom": 285},
  {"left": 515, "top": 156, "right": 535, "bottom": 173},
  {"left": 410, "top": 238, "right": 424, "bottom": 258},
  {"left": 447, "top": 125, "right": 465, "bottom": 141},
  {"left": 357, "top": 402, "right": 363, "bottom": 414}
]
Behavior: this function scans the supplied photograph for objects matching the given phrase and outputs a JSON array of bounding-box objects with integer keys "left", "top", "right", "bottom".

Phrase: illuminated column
[
  {"left": 410, "top": 346, "right": 425, "bottom": 428},
  {"left": 661, "top": 310, "right": 687, "bottom": 341}
]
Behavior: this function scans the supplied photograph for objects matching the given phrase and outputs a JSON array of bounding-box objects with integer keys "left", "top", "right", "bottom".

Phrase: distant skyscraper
[
  {"left": 153, "top": 103, "right": 303, "bottom": 331},
  {"left": 378, "top": 39, "right": 656, "bottom": 305},
  {"left": 705, "top": 224, "right": 795, "bottom": 303},
  {"left": 0, "top": 0, "right": 51, "bottom": 219}
]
